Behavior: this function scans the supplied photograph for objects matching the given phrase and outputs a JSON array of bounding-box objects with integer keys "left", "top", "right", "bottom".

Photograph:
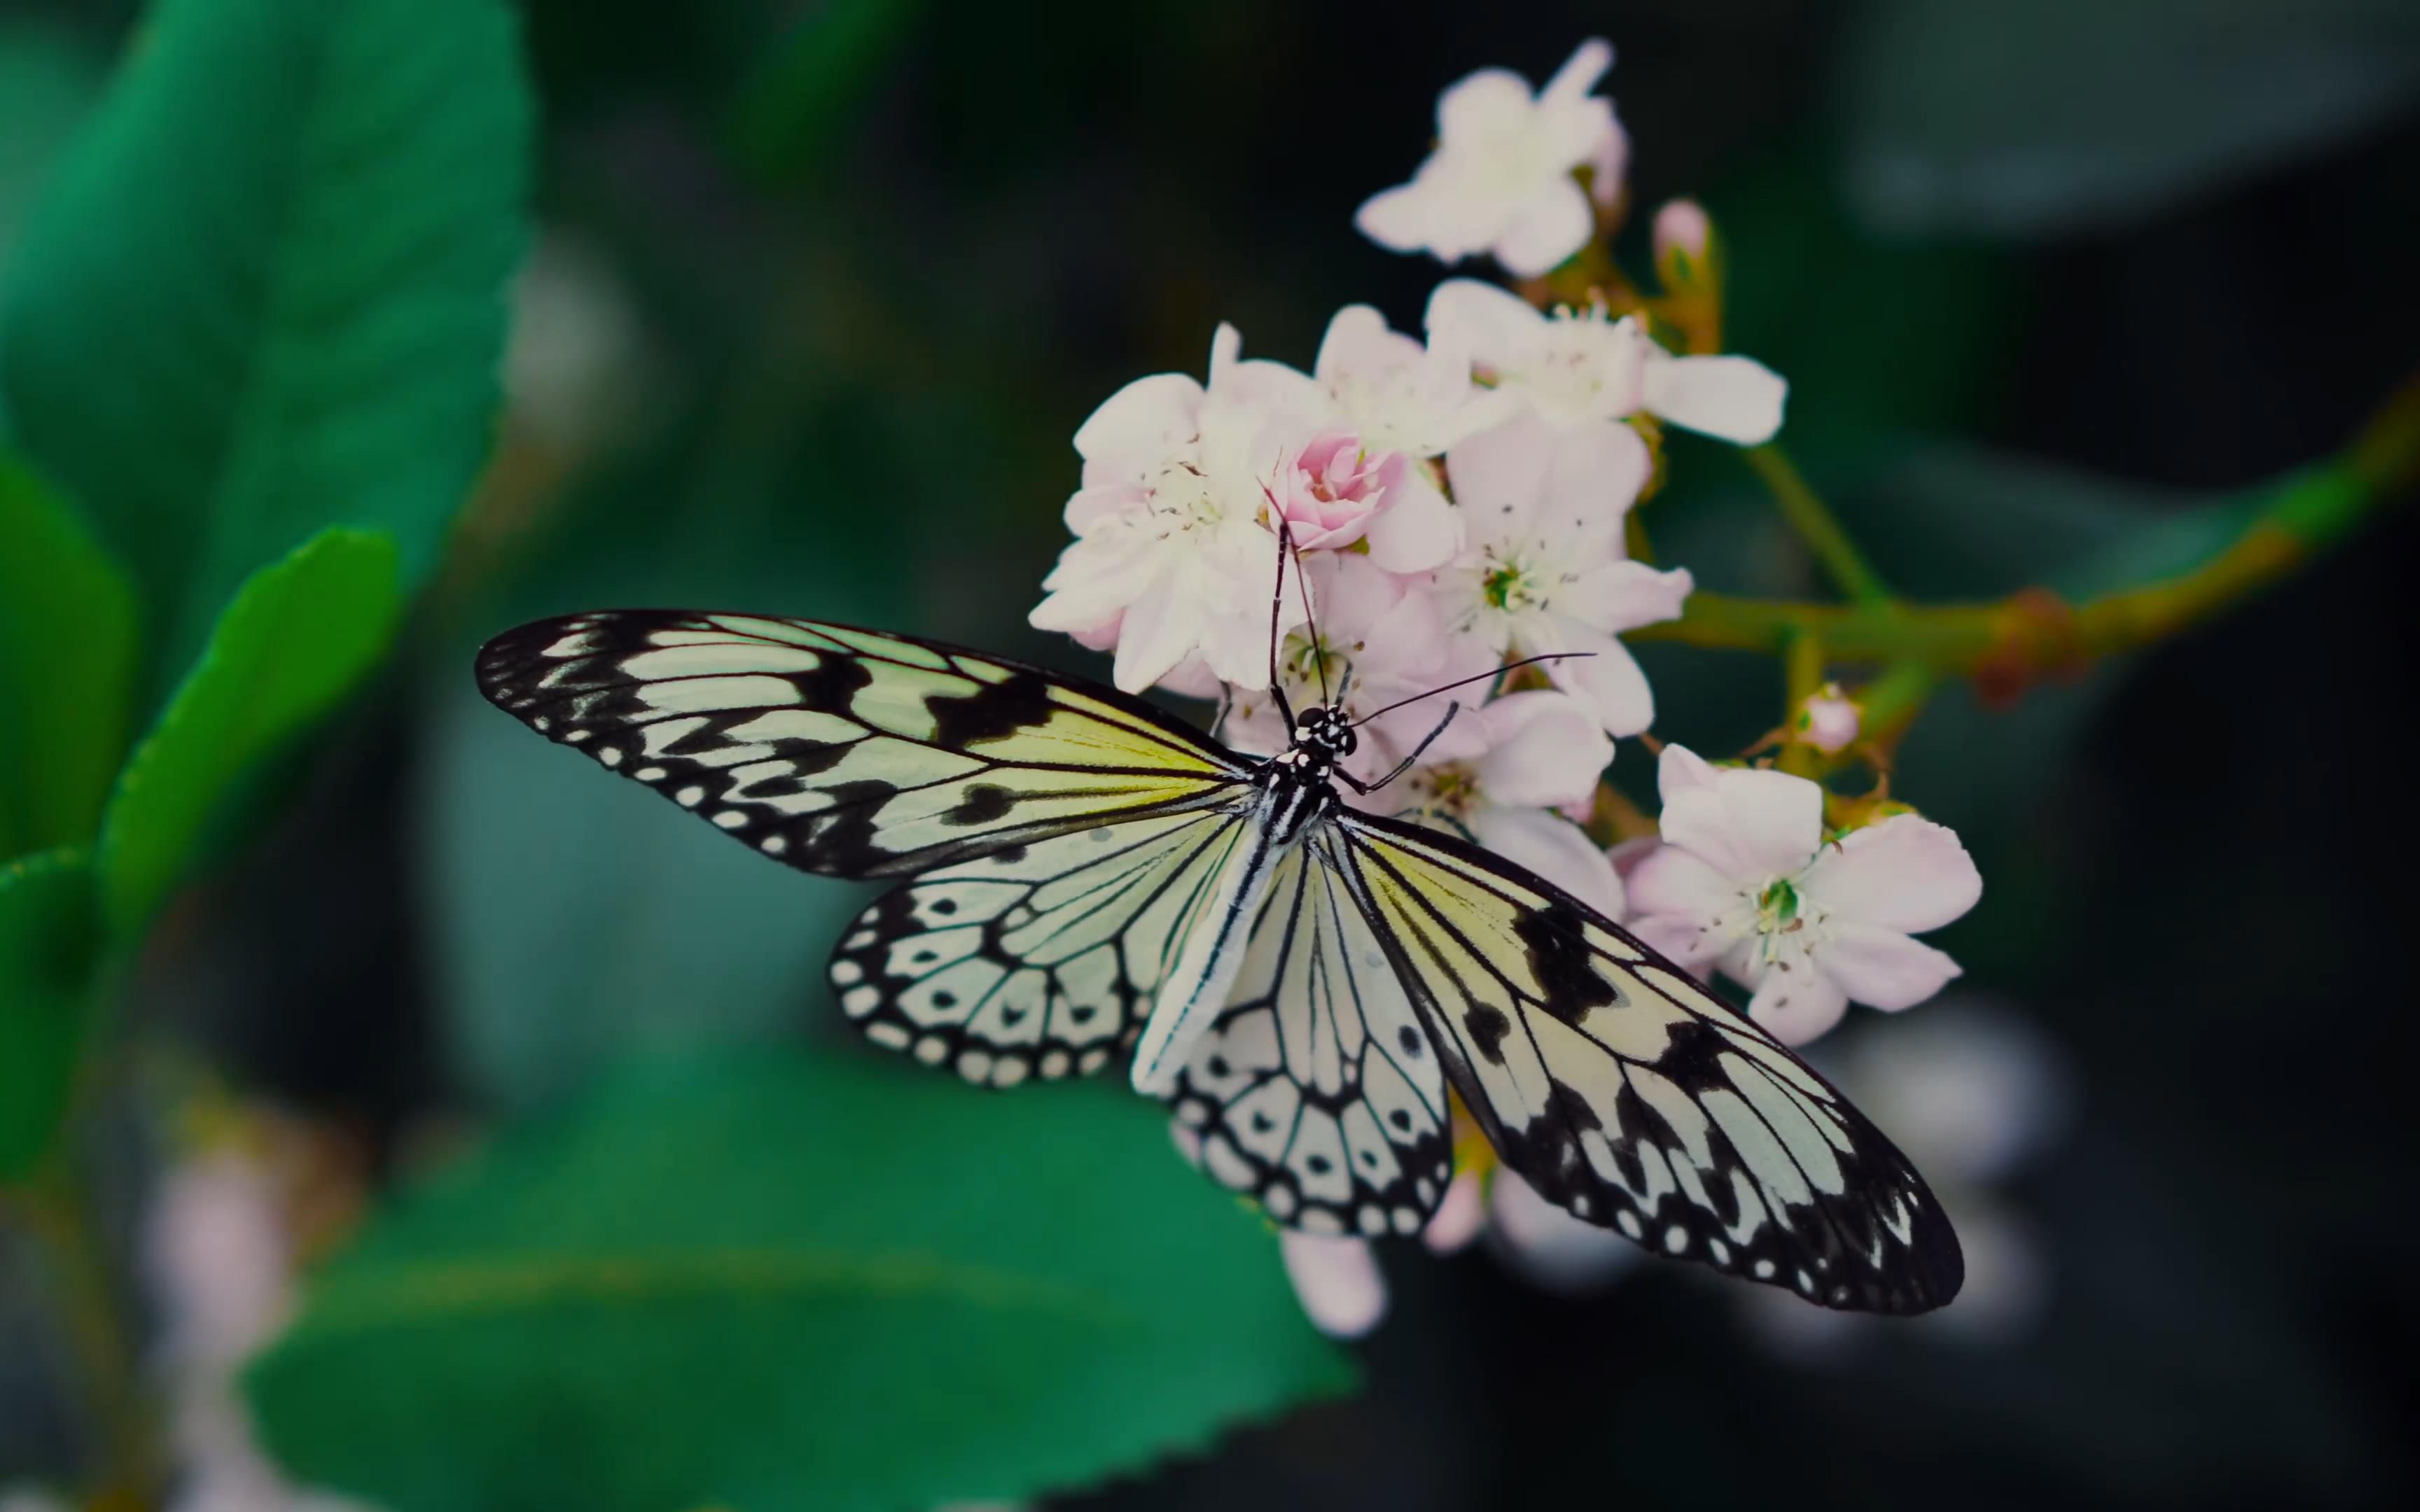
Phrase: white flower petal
[
  {"left": 1071, "top": 372, "right": 1203, "bottom": 469},
  {"left": 1470, "top": 690, "right": 1610, "bottom": 809},
  {"left": 1316, "top": 303, "right": 1423, "bottom": 382},
  {"left": 1623, "top": 845, "right": 1741, "bottom": 962},
  {"left": 1819, "top": 923, "right": 1962, "bottom": 1012},
  {"left": 1109, "top": 570, "right": 1197, "bottom": 693},
  {"left": 1473, "top": 806, "right": 1624, "bottom": 918},
  {"left": 1364, "top": 468, "right": 1463, "bottom": 572},
  {"left": 1540, "top": 421, "right": 1653, "bottom": 532},
  {"left": 1444, "top": 411, "right": 1556, "bottom": 536},
  {"left": 1653, "top": 746, "right": 1823, "bottom": 883},
  {"left": 1354, "top": 182, "right": 1435, "bottom": 256},
  {"left": 1280, "top": 1232, "right": 1388, "bottom": 1338},
  {"left": 1567, "top": 560, "right": 1692, "bottom": 634},
  {"left": 1529, "top": 617, "right": 1656, "bottom": 736},
  {"left": 1422, "top": 1170, "right": 1489, "bottom": 1254},
  {"left": 1491, "top": 178, "right": 1594, "bottom": 277},
  {"left": 1800, "top": 816, "right": 1982, "bottom": 934},
  {"left": 1435, "top": 66, "right": 1537, "bottom": 144},
  {"left": 1424, "top": 278, "right": 1544, "bottom": 364},
  {"left": 1641, "top": 352, "right": 1788, "bottom": 445},
  {"left": 1746, "top": 961, "right": 1849, "bottom": 1045}
]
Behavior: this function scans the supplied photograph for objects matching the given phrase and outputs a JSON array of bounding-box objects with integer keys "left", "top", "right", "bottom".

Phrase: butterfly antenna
[
  {"left": 1293, "top": 540, "right": 1332, "bottom": 707},
  {"left": 1265, "top": 519, "right": 1297, "bottom": 732},
  {"left": 1349, "top": 651, "right": 1593, "bottom": 728}
]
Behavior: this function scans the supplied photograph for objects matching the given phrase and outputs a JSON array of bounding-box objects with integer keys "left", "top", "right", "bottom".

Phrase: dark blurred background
[{"left": 6, "top": 1, "right": 2419, "bottom": 1508}]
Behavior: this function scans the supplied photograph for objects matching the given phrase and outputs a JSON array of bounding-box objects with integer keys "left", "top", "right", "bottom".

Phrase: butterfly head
[{"left": 1291, "top": 704, "right": 1358, "bottom": 767}]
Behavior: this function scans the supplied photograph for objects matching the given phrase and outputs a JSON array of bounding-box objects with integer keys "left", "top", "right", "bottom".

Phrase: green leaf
[
  {"left": 99, "top": 528, "right": 401, "bottom": 939},
  {"left": 0, "top": 449, "right": 137, "bottom": 858},
  {"left": 1836, "top": 0, "right": 2420, "bottom": 238},
  {"left": 0, "top": 847, "right": 100, "bottom": 1182},
  {"left": 0, "top": 15, "right": 104, "bottom": 286},
  {"left": 0, "top": 0, "right": 529, "bottom": 678},
  {"left": 248, "top": 1051, "right": 1354, "bottom": 1512},
  {"left": 726, "top": 0, "right": 925, "bottom": 183}
]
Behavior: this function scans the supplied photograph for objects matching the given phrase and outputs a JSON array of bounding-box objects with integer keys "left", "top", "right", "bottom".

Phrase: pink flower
[
  {"left": 1265, "top": 429, "right": 1405, "bottom": 550},
  {"left": 1797, "top": 685, "right": 1861, "bottom": 754},
  {"left": 1625, "top": 745, "right": 1982, "bottom": 1045},
  {"left": 1651, "top": 197, "right": 1712, "bottom": 270},
  {"left": 1357, "top": 39, "right": 1627, "bottom": 277},
  {"left": 1432, "top": 410, "right": 1692, "bottom": 736},
  {"left": 1280, "top": 1232, "right": 1388, "bottom": 1338},
  {"left": 1426, "top": 278, "right": 1787, "bottom": 445}
]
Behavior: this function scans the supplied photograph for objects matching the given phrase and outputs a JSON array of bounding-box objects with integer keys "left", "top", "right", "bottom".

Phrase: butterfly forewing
[
  {"left": 1167, "top": 831, "right": 1454, "bottom": 1238},
  {"left": 1335, "top": 811, "right": 1963, "bottom": 1315},
  {"left": 476, "top": 611, "right": 1248, "bottom": 878},
  {"left": 828, "top": 805, "right": 1253, "bottom": 1085}
]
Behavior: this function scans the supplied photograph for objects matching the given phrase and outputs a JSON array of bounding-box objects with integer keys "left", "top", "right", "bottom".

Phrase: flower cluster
[{"left": 1031, "top": 39, "right": 1987, "bottom": 1338}]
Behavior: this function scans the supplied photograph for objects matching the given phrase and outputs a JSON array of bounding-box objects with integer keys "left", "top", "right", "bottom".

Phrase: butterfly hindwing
[
  {"left": 829, "top": 805, "right": 1254, "bottom": 1085},
  {"left": 477, "top": 611, "right": 1248, "bottom": 878},
  {"left": 1335, "top": 811, "right": 1963, "bottom": 1314},
  {"left": 1166, "top": 832, "right": 1454, "bottom": 1238}
]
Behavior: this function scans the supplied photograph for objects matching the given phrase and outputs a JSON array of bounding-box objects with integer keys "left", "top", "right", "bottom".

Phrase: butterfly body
[{"left": 478, "top": 609, "right": 1964, "bottom": 1314}]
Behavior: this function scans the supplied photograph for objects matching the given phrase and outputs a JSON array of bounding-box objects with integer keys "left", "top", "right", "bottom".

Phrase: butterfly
[{"left": 477, "top": 556, "right": 1963, "bottom": 1314}]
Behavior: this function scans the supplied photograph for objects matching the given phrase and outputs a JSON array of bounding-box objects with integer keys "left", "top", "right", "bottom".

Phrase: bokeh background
[{"left": 4, "top": 1, "right": 2418, "bottom": 1509}]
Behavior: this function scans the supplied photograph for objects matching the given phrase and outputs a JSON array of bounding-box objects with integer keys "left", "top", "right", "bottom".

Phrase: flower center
[
  {"left": 1400, "top": 762, "right": 1481, "bottom": 825},
  {"left": 1745, "top": 875, "right": 1825, "bottom": 969}
]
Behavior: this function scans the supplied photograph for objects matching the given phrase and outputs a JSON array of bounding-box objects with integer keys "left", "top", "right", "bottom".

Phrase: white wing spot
[
  {"left": 760, "top": 835, "right": 788, "bottom": 855},
  {"left": 842, "top": 986, "right": 881, "bottom": 1017},
  {"left": 1616, "top": 1210, "right": 1643, "bottom": 1240},
  {"left": 598, "top": 748, "right": 623, "bottom": 767},
  {"left": 1263, "top": 1183, "right": 1298, "bottom": 1220},
  {"left": 1754, "top": 1259, "right": 1776, "bottom": 1279},
  {"left": 957, "top": 1050, "right": 993, "bottom": 1082},
  {"left": 635, "top": 766, "right": 666, "bottom": 782},
  {"left": 992, "top": 1058, "right": 1029, "bottom": 1088},
  {"left": 1358, "top": 1205, "right": 1386, "bottom": 1236},
  {"left": 832, "top": 959, "right": 863, "bottom": 986},
  {"left": 1078, "top": 1047, "right": 1109, "bottom": 1074},
  {"left": 564, "top": 729, "right": 591, "bottom": 743},
  {"left": 915, "top": 1037, "right": 950, "bottom": 1065},
  {"left": 865, "top": 1021, "right": 908, "bottom": 1049},
  {"left": 1041, "top": 1050, "right": 1071, "bottom": 1079},
  {"left": 713, "top": 810, "right": 749, "bottom": 830},
  {"left": 1663, "top": 1224, "right": 1688, "bottom": 1254}
]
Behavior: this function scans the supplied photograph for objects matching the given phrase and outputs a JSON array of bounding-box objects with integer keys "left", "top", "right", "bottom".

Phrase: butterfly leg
[{"left": 1340, "top": 701, "right": 1461, "bottom": 796}]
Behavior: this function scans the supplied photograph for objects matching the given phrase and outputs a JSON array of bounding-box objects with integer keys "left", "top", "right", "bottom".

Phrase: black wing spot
[
  {"left": 1397, "top": 1025, "right": 1423, "bottom": 1056},
  {"left": 931, "top": 990, "right": 957, "bottom": 1009},
  {"left": 930, "top": 897, "right": 958, "bottom": 916},
  {"left": 992, "top": 844, "right": 1029, "bottom": 864},
  {"left": 1305, "top": 1154, "right": 1332, "bottom": 1175},
  {"left": 942, "top": 783, "right": 1016, "bottom": 828},
  {"left": 1389, "top": 1109, "right": 1413, "bottom": 1131},
  {"left": 1463, "top": 1004, "right": 1513, "bottom": 1064},
  {"left": 1206, "top": 1055, "right": 1231, "bottom": 1077},
  {"left": 926, "top": 669, "right": 1054, "bottom": 747},
  {"left": 1251, "top": 1112, "right": 1274, "bottom": 1133},
  {"left": 1515, "top": 900, "right": 1617, "bottom": 1018}
]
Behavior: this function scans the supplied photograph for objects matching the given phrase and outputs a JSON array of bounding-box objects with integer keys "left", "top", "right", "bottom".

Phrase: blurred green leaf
[
  {"left": 0, "top": 847, "right": 99, "bottom": 1182},
  {"left": 249, "top": 1050, "right": 1354, "bottom": 1512},
  {"left": 727, "top": 0, "right": 924, "bottom": 182},
  {"left": 99, "top": 528, "right": 401, "bottom": 939},
  {"left": 1836, "top": 0, "right": 2420, "bottom": 239},
  {"left": 0, "top": 0, "right": 529, "bottom": 680},
  {"left": 0, "top": 449, "right": 137, "bottom": 859},
  {"left": 0, "top": 15, "right": 103, "bottom": 293}
]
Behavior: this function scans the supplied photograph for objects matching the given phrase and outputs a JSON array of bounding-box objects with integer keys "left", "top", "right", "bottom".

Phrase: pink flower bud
[
  {"left": 1267, "top": 429, "right": 1405, "bottom": 550},
  {"left": 1797, "top": 685, "right": 1861, "bottom": 755},
  {"left": 1653, "top": 198, "right": 1712, "bottom": 274}
]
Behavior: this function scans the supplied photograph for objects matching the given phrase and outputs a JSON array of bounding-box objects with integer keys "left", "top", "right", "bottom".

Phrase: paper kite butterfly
[{"left": 477, "top": 557, "right": 1963, "bottom": 1314}]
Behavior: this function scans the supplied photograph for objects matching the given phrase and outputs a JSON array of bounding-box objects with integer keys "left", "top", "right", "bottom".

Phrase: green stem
[
  {"left": 26, "top": 1159, "right": 158, "bottom": 1507},
  {"left": 1745, "top": 444, "right": 1894, "bottom": 607},
  {"left": 1777, "top": 630, "right": 1824, "bottom": 778},
  {"left": 1636, "top": 367, "right": 2420, "bottom": 683}
]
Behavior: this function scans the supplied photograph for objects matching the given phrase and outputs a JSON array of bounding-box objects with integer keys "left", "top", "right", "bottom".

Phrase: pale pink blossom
[
  {"left": 1357, "top": 40, "right": 1627, "bottom": 278},
  {"left": 1314, "top": 304, "right": 1509, "bottom": 461},
  {"left": 1432, "top": 411, "right": 1692, "bottom": 736},
  {"left": 1377, "top": 689, "right": 1623, "bottom": 917},
  {"left": 1798, "top": 685, "right": 1861, "bottom": 754},
  {"left": 1625, "top": 745, "right": 1982, "bottom": 1045},
  {"left": 1221, "top": 552, "right": 1459, "bottom": 783},
  {"left": 1421, "top": 1170, "right": 1489, "bottom": 1253},
  {"left": 1281, "top": 1232, "right": 1388, "bottom": 1338},
  {"left": 1426, "top": 278, "right": 1788, "bottom": 445},
  {"left": 1651, "top": 197, "right": 1713, "bottom": 271},
  {"left": 1266, "top": 429, "right": 1405, "bottom": 550}
]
